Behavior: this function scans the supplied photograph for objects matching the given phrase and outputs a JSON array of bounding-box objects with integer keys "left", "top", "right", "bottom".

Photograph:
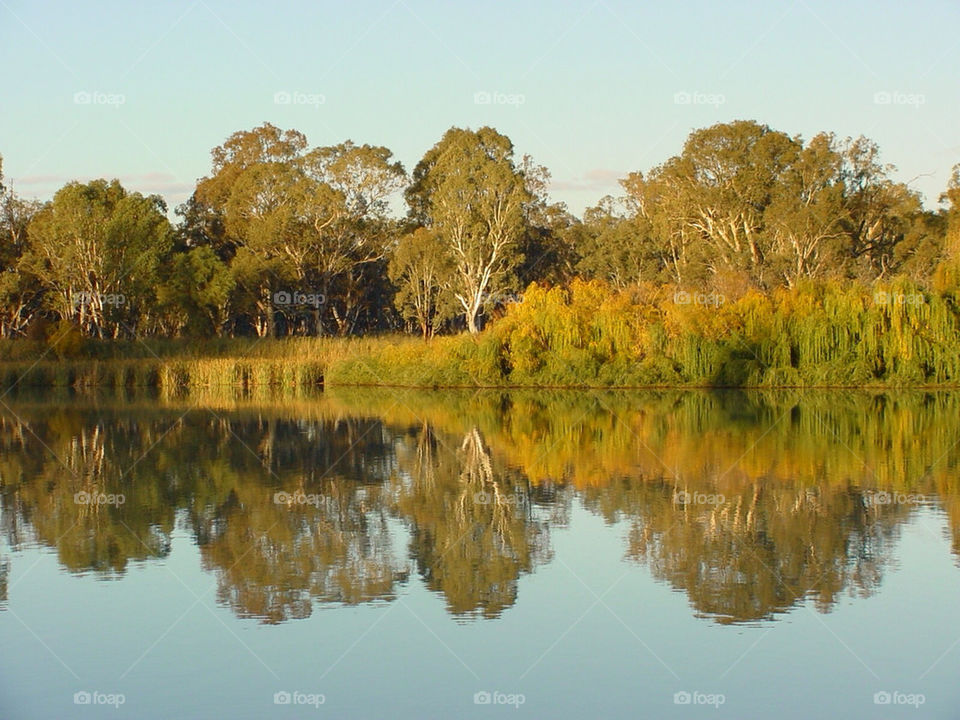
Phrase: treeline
[{"left": 3, "top": 120, "right": 959, "bottom": 346}]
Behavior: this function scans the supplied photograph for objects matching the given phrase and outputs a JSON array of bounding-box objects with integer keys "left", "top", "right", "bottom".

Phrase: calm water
[{"left": 1, "top": 388, "right": 959, "bottom": 719}]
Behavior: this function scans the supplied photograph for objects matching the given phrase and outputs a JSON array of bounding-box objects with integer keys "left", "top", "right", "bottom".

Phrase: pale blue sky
[{"left": 1, "top": 0, "right": 958, "bottom": 216}]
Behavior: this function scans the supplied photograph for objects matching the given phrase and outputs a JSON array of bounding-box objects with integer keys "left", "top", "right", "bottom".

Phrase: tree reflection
[
  {"left": 186, "top": 416, "right": 407, "bottom": 623},
  {"left": 1, "top": 389, "right": 958, "bottom": 624},
  {"left": 582, "top": 479, "right": 903, "bottom": 622},
  {"left": 196, "top": 476, "right": 405, "bottom": 624},
  {"left": 390, "top": 423, "right": 552, "bottom": 618},
  {"left": 0, "top": 411, "right": 176, "bottom": 576},
  {"left": 0, "top": 554, "right": 8, "bottom": 607}
]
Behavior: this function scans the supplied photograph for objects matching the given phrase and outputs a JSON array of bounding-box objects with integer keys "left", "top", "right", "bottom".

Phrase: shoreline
[{"left": 3, "top": 354, "right": 960, "bottom": 392}]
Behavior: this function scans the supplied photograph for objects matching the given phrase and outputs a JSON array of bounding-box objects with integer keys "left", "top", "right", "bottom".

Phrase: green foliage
[
  {"left": 388, "top": 227, "right": 455, "bottom": 337},
  {"left": 157, "top": 245, "right": 234, "bottom": 335},
  {"left": 327, "top": 277, "right": 960, "bottom": 388},
  {"left": 406, "top": 126, "right": 533, "bottom": 333},
  {"left": 22, "top": 179, "right": 173, "bottom": 338},
  {"left": 1, "top": 120, "right": 958, "bottom": 368}
]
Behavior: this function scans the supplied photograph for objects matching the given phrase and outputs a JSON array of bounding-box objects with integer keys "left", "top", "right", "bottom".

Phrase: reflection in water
[
  {"left": 584, "top": 480, "right": 902, "bottom": 623},
  {"left": 0, "top": 554, "right": 7, "bottom": 607},
  {"left": 189, "top": 417, "right": 407, "bottom": 623},
  {"left": 0, "top": 390, "right": 958, "bottom": 624},
  {"left": 391, "top": 424, "right": 552, "bottom": 618}
]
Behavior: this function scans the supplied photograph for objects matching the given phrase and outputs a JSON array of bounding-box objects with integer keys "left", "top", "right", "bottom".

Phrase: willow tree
[{"left": 407, "top": 127, "right": 532, "bottom": 333}]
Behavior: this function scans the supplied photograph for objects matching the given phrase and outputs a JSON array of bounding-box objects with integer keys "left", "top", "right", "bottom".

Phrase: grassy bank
[
  {"left": 3, "top": 278, "right": 960, "bottom": 390},
  {"left": 0, "top": 337, "right": 378, "bottom": 392},
  {"left": 327, "top": 278, "right": 960, "bottom": 388}
]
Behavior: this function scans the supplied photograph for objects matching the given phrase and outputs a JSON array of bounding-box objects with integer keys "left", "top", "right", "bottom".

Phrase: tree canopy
[{"left": 0, "top": 121, "right": 955, "bottom": 340}]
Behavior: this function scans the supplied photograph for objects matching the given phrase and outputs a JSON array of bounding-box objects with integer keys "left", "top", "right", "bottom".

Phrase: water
[{"left": 1, "top": 388, "right": 958, "bottom": 718}]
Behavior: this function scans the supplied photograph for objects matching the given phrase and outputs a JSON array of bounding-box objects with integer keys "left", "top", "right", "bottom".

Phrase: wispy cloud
[
  {"left": 10, "top": 171, "right": 194, "bottom": 198},
  {"left": 550, "top": 168, "right": 624, "bottom": 193}
]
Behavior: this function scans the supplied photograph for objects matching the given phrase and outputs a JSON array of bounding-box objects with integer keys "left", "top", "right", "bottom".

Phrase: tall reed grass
[{"left": 4, "top": 279, "right": 960, "bottom": 389}]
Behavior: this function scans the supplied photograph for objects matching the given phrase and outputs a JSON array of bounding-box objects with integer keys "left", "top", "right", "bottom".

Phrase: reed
[
  {"left": 3, "top": 278, "right": 960, "bottom": 389},
  {"left": 327, "top": 278, "right": 960, "bottom": 388}
]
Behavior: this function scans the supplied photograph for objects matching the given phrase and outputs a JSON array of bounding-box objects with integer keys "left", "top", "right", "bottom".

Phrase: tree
[
  {"left": 838, "top": 136, "right": 920, "bottom": 278},
  {"left": 190, "top": 124, "right": 309, "bottom": 336},
  {"left": 764, "top": 132, "right": 848, "bottom": 285},
  {"left": 23, "top": 180, "right": 172, "bottom": 338},
  {"left": 300, "top": 141, "right": 405, "bottom": 335},
  {"left": 0, "top": 156, "right": 42, "bottom": 337},
  {"left": 516, "top": 156, "right": 577, "bottom": 287},
  {"left": 157, "top": 245, "right": 234, "bottom": 336},
  {"left": 640, "top": 121, "right": 799, "bottom": 286},
  {"left": 574, "top": 196, "right": 664, "bottom": 289},
  {"left": 933, "top": 165, "right": 960, "bottom": 292},
  {"left": 388, "top": 227, "right": 455, "bottom": 338},
  {"left": 407, "top": 127, "right": 532, "bottom": 333},
  {"left": 619, "top": 123, "right": 930, "bottom": 290},
  {"left": 191, "top": 127, "right": 405, "bottom": 336}
]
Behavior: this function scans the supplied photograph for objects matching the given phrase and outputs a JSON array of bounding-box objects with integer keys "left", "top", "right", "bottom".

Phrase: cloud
[
  {"left": 11, "top": 174, "right": 70, "bottom": 186},
  {"left": 550, "top": 168, "right": 625, "bottom": 193},
  {"left": 9, "top": 171, "right": 195, "bottom": 198}
]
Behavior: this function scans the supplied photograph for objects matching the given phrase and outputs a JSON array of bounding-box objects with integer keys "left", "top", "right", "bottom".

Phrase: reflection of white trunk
[
  {"left": 460, "top": 428, "right": 494, "bottom": 485},
  {"left": 71, "top": 424, "right": 108, "bottom": 517},
  {"left": 458, "top": 427, "right": 516, "bottom": 539},
  {"left": 416, "top": 421, "right": 437, "bottom": 487}
]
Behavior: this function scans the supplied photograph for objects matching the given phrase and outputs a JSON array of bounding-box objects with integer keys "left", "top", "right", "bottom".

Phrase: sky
[{"left": 1, "top": 0, "right": 958, "bottom": 217}]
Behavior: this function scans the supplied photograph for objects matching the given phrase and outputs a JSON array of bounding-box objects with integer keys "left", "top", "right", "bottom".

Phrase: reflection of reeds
[{"left": 5, "top": 387, "right": 960, "bottom": 499}]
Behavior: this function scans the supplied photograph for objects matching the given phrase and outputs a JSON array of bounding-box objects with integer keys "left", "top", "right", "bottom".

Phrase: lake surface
[{"left": 1, "top": 388, "right": 959, "bottom": 719}]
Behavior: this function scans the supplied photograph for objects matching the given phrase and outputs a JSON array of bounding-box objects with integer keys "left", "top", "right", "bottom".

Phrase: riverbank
[{"left": 2, "top": 279, "right": 959, "bottom": 391}]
